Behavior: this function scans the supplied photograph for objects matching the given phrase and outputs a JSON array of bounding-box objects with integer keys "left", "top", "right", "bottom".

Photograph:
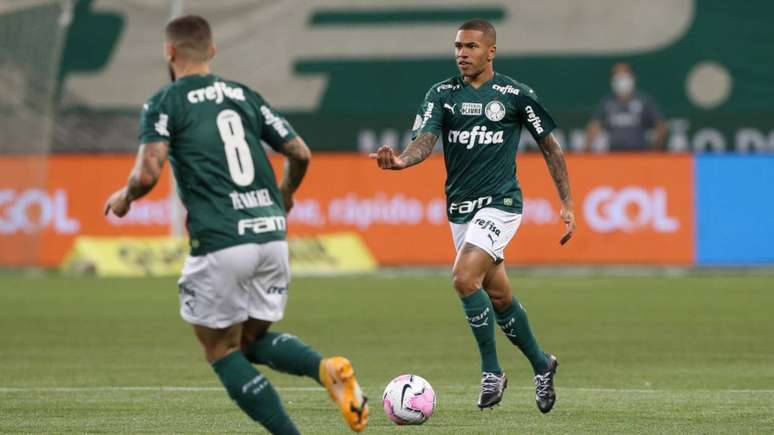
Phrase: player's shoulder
[
  {"left": 425, "top": 76, "right": 464, "bottom": 97},
  {"left": 144, "top": 82, "right": 177, "bottom": 108},
  {"left": 222, "top": 77, "right": 280, "bottom": 110},
  {"left": 493, "top": 73, "right": 540, "bottom": 102},
  {"left": 217, "top": 76, "right": 256, "bottom": 95}
]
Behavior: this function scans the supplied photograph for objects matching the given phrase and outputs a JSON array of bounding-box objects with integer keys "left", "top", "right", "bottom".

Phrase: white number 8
[{"left": 217, "top": 109, "right": 255, "bottom": 186}]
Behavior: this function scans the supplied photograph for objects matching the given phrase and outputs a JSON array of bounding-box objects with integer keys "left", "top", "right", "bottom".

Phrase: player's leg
[
  {"left": 240, "top": 241, "right": 368, "bottom": 432},
  {"left": 451, "top": 239, "right": 506, "bottom": 408},
  {"left": 178, "top": 246, "right": 299, "bottom": 434},
  {"left": 482, "top": 248, "right": 559, "bottom": 413},
  {"left": 452, "top": 242, "right": 502, "bottom": 376},
  {"left": 242, "top": 318, "right": 322, "bottom": 384},
  {"left": 193, "top": 323, "right": 299, "bottom": 434},
  {"left": 482, "top": 263, "right": 549, "bottom": 373}
]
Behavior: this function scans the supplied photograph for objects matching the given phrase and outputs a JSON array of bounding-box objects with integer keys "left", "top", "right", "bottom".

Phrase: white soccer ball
[{"left": 382, "top": 374, "right": 436, "bottom": 425}]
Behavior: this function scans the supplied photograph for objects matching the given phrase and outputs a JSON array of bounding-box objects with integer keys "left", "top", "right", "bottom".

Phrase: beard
[{"left": 167, "top": 63, "right": 176, "bottom": 82}]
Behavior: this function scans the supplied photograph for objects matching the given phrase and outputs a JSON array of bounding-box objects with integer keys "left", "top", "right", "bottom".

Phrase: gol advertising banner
[
  {"left": 0, "top": 153, "right": 694, "bottom": 266},
  {"left": 0, "top": 155, "right": 172, "bottom": 266}
]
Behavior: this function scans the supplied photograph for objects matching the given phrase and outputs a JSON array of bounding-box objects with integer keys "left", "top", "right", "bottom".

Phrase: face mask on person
[{"left": 611, "top": 74, "right": 634, "bottom": 97}]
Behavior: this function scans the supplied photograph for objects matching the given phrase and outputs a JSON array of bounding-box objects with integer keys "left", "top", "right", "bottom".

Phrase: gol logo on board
[{"left": 583, "top": 186, "right": 679, "bottom": 233}]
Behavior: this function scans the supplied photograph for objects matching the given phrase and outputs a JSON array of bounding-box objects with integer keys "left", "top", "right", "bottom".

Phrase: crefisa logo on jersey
[
  {"left": 485, "top": 101, "right": 506, "bottom": 122},
  {"left": 187, "top": 81, "right": 246, "bottom": 104},
  {"left": 447, "top": 126, "right": 504, "bottom": 149},
  {"left": 525, "top": 105, "right": 543, "bottom": 134}
]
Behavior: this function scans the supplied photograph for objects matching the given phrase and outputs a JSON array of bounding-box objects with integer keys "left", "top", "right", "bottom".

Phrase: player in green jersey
[
  {"left": 104, "top": 15, "right": 368, "bottom": 434},
  {"left": 370, "top": 19, "right": 576, "bottom": 413}
]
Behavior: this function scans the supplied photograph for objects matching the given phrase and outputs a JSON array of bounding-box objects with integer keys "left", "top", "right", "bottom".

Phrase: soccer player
[
  {"left": 104, "top": 15, "right": 368, "bottom": 434},
  {"left": 370, "top": 19, "right": 575, "bottom": 413}
]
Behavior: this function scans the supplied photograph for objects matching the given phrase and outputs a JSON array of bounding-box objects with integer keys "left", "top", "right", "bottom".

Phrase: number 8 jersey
[{"left": 139, "top": 74, "right": 294, "bottom": 256}]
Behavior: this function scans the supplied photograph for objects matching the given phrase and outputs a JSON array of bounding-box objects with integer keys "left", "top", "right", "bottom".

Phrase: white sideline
[{"left": 1, "top": 386, "right": 773, "bottom": 394}]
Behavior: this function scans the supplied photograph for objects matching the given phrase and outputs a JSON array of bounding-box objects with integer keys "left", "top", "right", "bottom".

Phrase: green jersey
[
  {"left": 139, "top": 74, "right": 297, "bottom": 256},
  {"left": 412, "top": 72, "right": 556, "bottom": 223}
]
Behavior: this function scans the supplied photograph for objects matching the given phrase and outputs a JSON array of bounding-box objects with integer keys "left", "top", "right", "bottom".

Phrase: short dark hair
[
  {"left": 165, "top": 15, "right": 212, "bottom": 62},
  {"left": 458, "top": 19, "right": 496, "bottom": 44}
]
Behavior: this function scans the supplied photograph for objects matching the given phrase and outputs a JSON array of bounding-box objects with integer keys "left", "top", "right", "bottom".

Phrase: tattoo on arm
[
  {"left": 537, "top": 133, "right": 573, "bottom": 205},
  {"left": 399, "top": 132, "right": 438, "bottom": 167},
  {"left": 127, "top": 141, "right": 168, "bottom": 201},
  {"left": 278, "top": 136, "right": 311, "bottom": 193}
]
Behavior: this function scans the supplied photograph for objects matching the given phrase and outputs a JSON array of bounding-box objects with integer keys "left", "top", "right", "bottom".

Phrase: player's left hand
[
  {"left": 559, "top": 206, "right": 575, "bottom": 245},
  {"left": 104, "top": 188, "right": 131, "bottom": 217}
]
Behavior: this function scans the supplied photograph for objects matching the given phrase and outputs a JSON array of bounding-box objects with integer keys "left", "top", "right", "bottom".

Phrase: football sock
[
  {"left": 460, "top": 289, "right": 502, "bottom": 374},
  {"left": 246, "top": 332, "right": 323, "bottom": 384},
  {"left": 495, "top": 296, "right": 549, "bottom": 374},
  {"left": 212, "top": 351, "right": 300, "bottom": 435}
]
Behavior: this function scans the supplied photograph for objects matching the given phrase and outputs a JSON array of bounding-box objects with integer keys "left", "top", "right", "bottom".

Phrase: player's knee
[
  {"left": 452, "top": 269, "right": 481, "bottom": 297},
  {"left": 241, "top": 330, "right": 263, "bottom": 347},
  {"left": 201, "top": 336, "right": 241, "bottom": 364},
  {"left": 488, "top": 293, "right": 511, "bottom": 312},
  {"left": 204, "top": 345, "right": 240, "bottom": 364},
  {"left": 239, "top": 332, "right": 264, "bottom": 361}
]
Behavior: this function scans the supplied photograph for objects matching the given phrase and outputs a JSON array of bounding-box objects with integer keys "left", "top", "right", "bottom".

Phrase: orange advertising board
[
  {"left": 0, "top": 153, "right": 694, "bottom": 266},
  {"left": 0, "top": 155, "right": 172, "bottom": 266},
  {"left": 285, "top": 154, "right": 695, "bottom": 265}
]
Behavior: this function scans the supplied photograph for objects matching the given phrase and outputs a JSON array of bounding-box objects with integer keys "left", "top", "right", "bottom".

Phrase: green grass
[{"left": 1, "top": 272, "right": 773, "bottom": 433}]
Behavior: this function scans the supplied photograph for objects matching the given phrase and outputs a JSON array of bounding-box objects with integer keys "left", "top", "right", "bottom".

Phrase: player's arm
[
  {"left": 104, "top": 141, "right": 169, "bottom": 217},
  {"left": 369, "top": 132, "right": 438, "bottom": 170},
  {"left": 536, "top": 133, "right": 576, "bottom": 245},
  {"left": 371, "top": 83, "right": 443, "bottom": 170},
  {"left": 277, "top": 136, "right": 311, "bottom": 212}
]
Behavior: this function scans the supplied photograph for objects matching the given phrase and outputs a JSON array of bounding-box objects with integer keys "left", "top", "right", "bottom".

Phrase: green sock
[
  {"left": 495, "top": 296, "right": 549, "bottom": 374},
  {"left": 246, "top": 332, "right": 323, "bottom": 384},
  {"left": 461, "top": 289, "right": 502, "bottom": 374},
  {"left": 212, "top": 351, "right": 300, "bottom": 435}
]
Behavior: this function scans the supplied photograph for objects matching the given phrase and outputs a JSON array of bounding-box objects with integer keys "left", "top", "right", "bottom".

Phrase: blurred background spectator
[{"left": 585, "top": 63, "right": 668, "bottom": 152}]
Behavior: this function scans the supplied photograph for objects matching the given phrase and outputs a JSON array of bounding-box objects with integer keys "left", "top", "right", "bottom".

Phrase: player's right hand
[
  {"left": 104, "top": 188, "right": 131, "bottom": 218},
  {"left": 368, "top": 145, "right": 407, "bottom": 170},
  {"left": 559, "top": 206, "right": 576, "bottom": 245}
]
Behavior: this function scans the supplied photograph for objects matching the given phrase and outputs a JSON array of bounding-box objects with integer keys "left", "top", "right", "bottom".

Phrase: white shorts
[
  {"left": 450, "top": 207, "right": 522, "bottom": 262},
  {"left": 177, "top": 241, "right": 290, "bottom": 329}
]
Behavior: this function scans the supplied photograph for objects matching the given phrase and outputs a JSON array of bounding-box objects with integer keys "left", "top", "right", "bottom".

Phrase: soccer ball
[{"left": 382, "top": 374, "right": 436, "bottom": 425}]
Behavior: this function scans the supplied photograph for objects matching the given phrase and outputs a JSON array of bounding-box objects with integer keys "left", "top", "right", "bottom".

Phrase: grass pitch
[{"left": 1, "top": 271, "right": 773, "bottom": 433}]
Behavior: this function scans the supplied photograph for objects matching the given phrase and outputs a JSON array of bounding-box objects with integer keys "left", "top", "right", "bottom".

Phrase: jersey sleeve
[
  {"left": 253, "top": 92, "right": 298, "bottom": 151},
  {"left": 517, "top": 95, "right": 557, "bottom": 141},
  {"left": 138, "top": 91, "right": 175, "bottom": 144},
  {"left": 411, "top": 86, "right": 445, "bottom": 140}
]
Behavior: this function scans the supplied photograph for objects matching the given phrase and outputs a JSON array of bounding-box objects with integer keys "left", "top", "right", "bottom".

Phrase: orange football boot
[{"left": 319, "top": 357, "right": 369, "bottom": 432}]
